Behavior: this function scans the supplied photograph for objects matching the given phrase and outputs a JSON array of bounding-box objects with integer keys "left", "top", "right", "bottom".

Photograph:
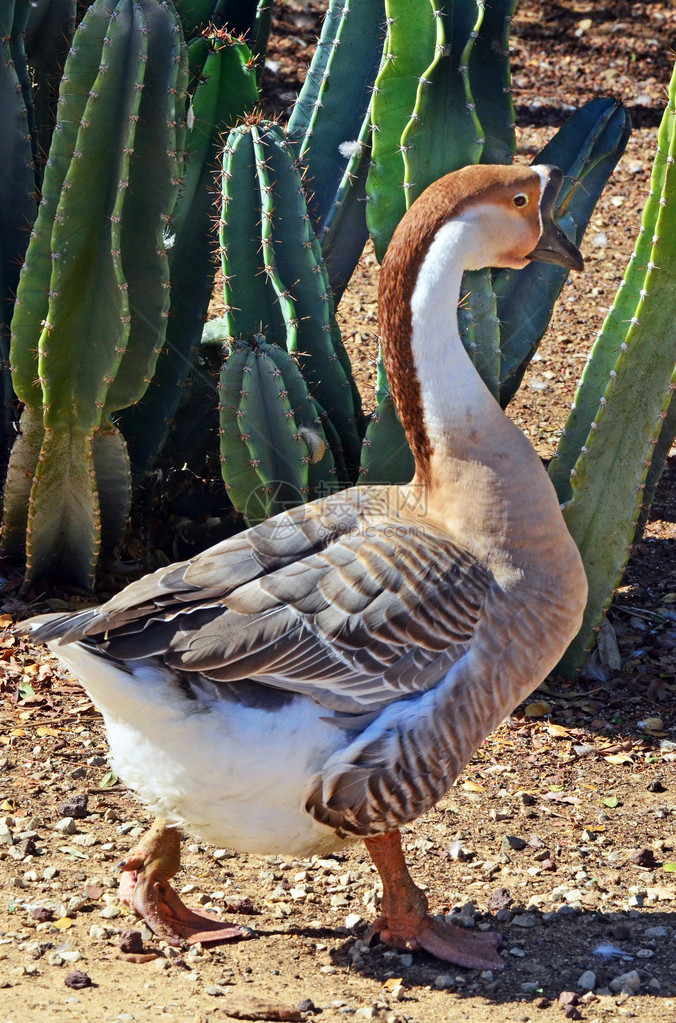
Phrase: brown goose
[{"left": 28, "top": 164, "right": 587, "bottom": 970}]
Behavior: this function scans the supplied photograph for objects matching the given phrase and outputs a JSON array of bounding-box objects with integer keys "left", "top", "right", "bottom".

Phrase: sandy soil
[{"left": 1, "top": 3, "right": 675, "bottom": 1023}]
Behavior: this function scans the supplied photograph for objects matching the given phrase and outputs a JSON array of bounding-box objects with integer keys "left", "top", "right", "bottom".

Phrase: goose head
[{"left": 378, "top": 164, "right": 583, "bottom": 485}]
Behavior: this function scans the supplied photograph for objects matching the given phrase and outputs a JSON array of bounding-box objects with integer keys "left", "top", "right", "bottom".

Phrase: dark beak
[{"left": 526, "top": 166, "right": 585, "bottom": 272}]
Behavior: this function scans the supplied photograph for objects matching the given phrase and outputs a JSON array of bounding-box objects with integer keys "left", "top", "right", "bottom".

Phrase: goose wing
[{"left": 30, "top": 487, "right": 495, "bottom": 715}]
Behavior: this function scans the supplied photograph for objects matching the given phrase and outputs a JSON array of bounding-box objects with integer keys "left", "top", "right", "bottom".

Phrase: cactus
[
  {"left": 546, "top": 69, "right": 676, "bottom": 676},
  {"left": 218, "top": 338, "right": 338, "bottom": 524},
  {"left": 359, "top": 393, "right": 414, "bottom": 486},
  {"left": 366, "top": 0, "right": 438, "bottom": 262},
  {"left": 219, "top": 119, "right": 364, "bottom": 475},
  {"left": 1, "top": 0, "right": 38, "bottom": 475},
  {"left": 119, "top": 28, "right": 258, "bottom": 477},
  {"left": 287, "top": 0, "right": 385, "bottom": 298},
  {"left": 2, "top": 0, "right": 186, "bottom": 586}
]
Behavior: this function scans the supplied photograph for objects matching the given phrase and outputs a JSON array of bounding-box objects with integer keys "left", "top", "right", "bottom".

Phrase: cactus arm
[
  {"left": 173, "top": 0, "right": 220, "bottom": 39},
  {"left": 471, "top": 0, "right": 516, "bottom": 165},
  {"left": 359, "top": 392, "right": 414, "bottom": 486},
  {"left": 634, "top": 388, "right": 676, "bottom": 542},
  {"left": 553, "top": 73, "right": 676, "bottom": 676},
  {"left": 401, "top": 1, "right": 484, "bottom": 210},
  {"left": 103, "top": 0, "right": 186, "bottom": 415},
  {"left": 457, "top": 269, "right": 501, "bottom": 399},
  {"left": 119, "top": 32, "right": 258, "bottom": 476},
  {"left": 252, "top": 0, "right": 273, "bottom": 82},
  {"left": 23, "top": 0, "right": 76, "bottom": 175},
  {"left": 92, "top": 422, "right": 132, "bottom": 558},
  {"left": 495, "top": 99, "right": 631, "bottom": 407},
  {"left": 288, "top": 0, "right": 385, "bottom": 236},
  {"left": 1, "top": 0, "right": 37, "bottom": 467},
  {"left": 219, "top": 340, "right": 336, "bottom": 523},
  {"left": 0, "top": 407, "right": 44, "bottom": 562},
  {"left": 320, "top": 118, "right": 373, "bottom": 303},
  {"left": 259, "top": 124, "right": 363, "bottom": 471},
  {"left": 366, "top": 0, "right": 437, "bottom": 262}
]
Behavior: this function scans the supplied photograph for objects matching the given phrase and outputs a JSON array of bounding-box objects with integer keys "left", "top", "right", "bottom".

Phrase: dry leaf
[
  {"left": 638, "top": 717, "right": 664, "bottom": 732},
  {"left": 383, "top": 978, "right": 404, "bottom": 992},
  {"left": 548, "top": 723, "right": 571, "bottom": 739},
  {"left": 53, "top": 917, "right": 73, "bottom": 930},
  {"left": 462, "top": 781, "right": 485, "bottom": 792},
  {"left": 36, "top": 726, "right": 59, "bottom": 737},
  {"left": 0, "top": 614, "right": 13, "bottom": 627},
  {"left": 525, "top": 700, "right": 552, "bottom": 718},
  {"left": 604, "top": 753, "right": 634, "bottom": 765}
]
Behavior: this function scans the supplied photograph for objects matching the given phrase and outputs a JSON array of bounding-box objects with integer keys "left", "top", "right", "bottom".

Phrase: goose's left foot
[
  {"left": 365, "top": 831, "right": 504, "bottom": 971},
  {"left": 118, "top": 819, "right": 253, "bottom": 947}
]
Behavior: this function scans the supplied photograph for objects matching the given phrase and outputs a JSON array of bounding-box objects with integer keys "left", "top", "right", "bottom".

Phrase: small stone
[
  {"left": 433, "top": 973, "right": 455, "bottom": 989},
  {"left": 118, "top": 930, "right": 144, "bottom": 954},
  {"left": 345, "top": 913, "right": 362, "bottom": 929},
  {"left": 205, "top": 986, "right": 224, "bottom": 996},
  {"left": 60, "top": 951, "right": 83, "bottom": 964},
  {"left": 43, "top": 866, "right": 59, "bottom": 881},
  {"left": 644, "top": 925, "right": 668, "bottom": 938},
  {"left": 522, "top": 982, "right": 540, "bottom": 994},
  {"left": 448, "top": 840, "right": 474, "bottom": 861},
  {"left": 520, "top": 792, "right": 537, "bottom": 806},
  {"left": 58, "top": 794, "right": 89, "bottom": 820},
  {"left": 563, "top": 1008, "right": 582, "bottom": 1020},
  {"left": 577, "top": 970, "right": 596, "bottom": 990},
  {"left": 86, "top": 755, "right": 107, "bottom": 767},
  {"left": 481, "top": 860, "right": 500, "bottom": 875},
  {"left": 55, "top": 817, "right": 77, "bottom": 835},
  {"left": 501, "top": 835, "right": 527, "bottom": 852},
  {"left": 47, "top": 952, "right": 65, "bottom": 967},
  {"left": 100, "top": 905, "right": 122, "bottom": 919},
  {"left": 646, "top": 777, "right": 666, "bottom": 793},
  {"left": 320, "top": 965, "right": 337, "bottom": 974},
  {"left": 213, "top": 848, "right": 233, "bottom": 860},
  {"left": 486, "top": 887, "right": 512, "bottom": 912},
  {"left": 509, "top": 947, "right": 527, "bottom": 957},
  {"left": 558, "top": 991, "right": 579, "bottom": 1008},
  {"left": 609, "top": 970, "right": 641, "bottom": 994},
  {"left": 563, "top": 889, "right": 584, "bottom": 904},
  {"left": 629, "top": 848, "right": 656, "bottom": 867},
  {"left": 32, "top": 907, "right": 54, "bottom": 923},
  {"left": 355, "top": 1009, "right": 375, "bottom": 1020},
  {"left": 89, "top": 925, "right": 108, "bottom": 940},
  {"left": 296, "top": 999, "right": 315, "bottom": 1013},
  {"left": 511, "top": 912, "right": 538, "bottom": 929},
  {"left": 64, "top": 969, "right": 92, "bottom": 989}
]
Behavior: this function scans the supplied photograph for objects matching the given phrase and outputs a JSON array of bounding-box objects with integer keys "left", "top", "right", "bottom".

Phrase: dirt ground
[{"left": 1, "top": 2, "right": 675, "bottom": 1022}]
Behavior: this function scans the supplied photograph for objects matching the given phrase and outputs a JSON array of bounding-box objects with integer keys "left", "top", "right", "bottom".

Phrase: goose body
[{"left": 28, "top": 164, "right": 587, "bottom": 967}]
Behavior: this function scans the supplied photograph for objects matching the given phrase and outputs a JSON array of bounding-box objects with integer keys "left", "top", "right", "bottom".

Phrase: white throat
[{"left": 409, "top": 214, "right": 502, "bottom": 456}]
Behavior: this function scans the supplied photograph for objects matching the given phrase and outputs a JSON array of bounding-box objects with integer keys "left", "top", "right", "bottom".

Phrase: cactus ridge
[
  {"left": 366, "top": 0, "right": 438, "bottom": 262},
  {"left": 471, "top": 0, "right": 516, "bottom": 165},
  {"left": 401, "top": 1, "right": 485, "bottom": 213},
  {"left": 551, "top": 70, "right": 676, "bottom": 674},
  {"left": 359, "top": 391, "right": 414, "bottom": 487},
  {"left": 288, "top": 0, "right": 384, "bottom": 241}
]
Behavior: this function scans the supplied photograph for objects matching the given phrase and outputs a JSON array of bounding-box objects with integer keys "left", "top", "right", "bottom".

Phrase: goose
[{"left": 27, "top": 164, "right": 587, "bottom": 970}]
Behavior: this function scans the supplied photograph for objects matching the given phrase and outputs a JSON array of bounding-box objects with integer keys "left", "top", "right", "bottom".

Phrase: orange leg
[
  {"left": 118, "top": 819, "right": 253, "bottom": 947},
  {"left": 364, "top": 830, "right": 504, "bottom": 970}
]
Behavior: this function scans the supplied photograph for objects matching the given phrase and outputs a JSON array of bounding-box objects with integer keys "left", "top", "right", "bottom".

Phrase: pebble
[
  {"left": 644, "top": 925, "right": 668, "bottom": 938},
  {"left": 58, "top": 794, "right": 89, "bottom": 820},
  {"left": 577, "top": 970, "right": 596, "bottom": 990},
  {"left": 511, "top": 912, "right": 538, "bottom": 929},
  {"left": 355, "top": 1009, "right": 375, "bottom": 1020},
  {"left": 501, "top": 835, "right": 527, "bottom": 852},
  {"left": 433, "top": 974, "right": 455, "bottom": 989},
  {"left": 486, "top": 888, "right": 512, "bottom": 912},
  {"left": 205, "top": 985, "right": 224, "bottom": 996},
  {"left": 609, "top": 970, "right": 641, "bottom": 993},
  {"left": 345, "top": 913, "right": 362, "bottom": 929},
  {"left": 55, "top": 818, "right": 77, "bottom": 835},
  {"left": 64, "top": 969, "right": 92, "bottom": 989},
  {"left": 509, "top": 947, "right": 527, "bottom": 957}
]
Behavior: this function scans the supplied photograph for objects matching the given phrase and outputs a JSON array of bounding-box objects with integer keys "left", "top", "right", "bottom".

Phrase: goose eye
[{"left": 513, "top": 193, "right": 529, "bottom": 208}]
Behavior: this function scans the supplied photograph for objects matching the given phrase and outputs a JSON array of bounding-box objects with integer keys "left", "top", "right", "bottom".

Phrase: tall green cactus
[
  {"left": 2, "top": 0, "right": 186, "bottom": 586},
  {"left": 548, "top": 67, "right": 676, "bottom": 676}
]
